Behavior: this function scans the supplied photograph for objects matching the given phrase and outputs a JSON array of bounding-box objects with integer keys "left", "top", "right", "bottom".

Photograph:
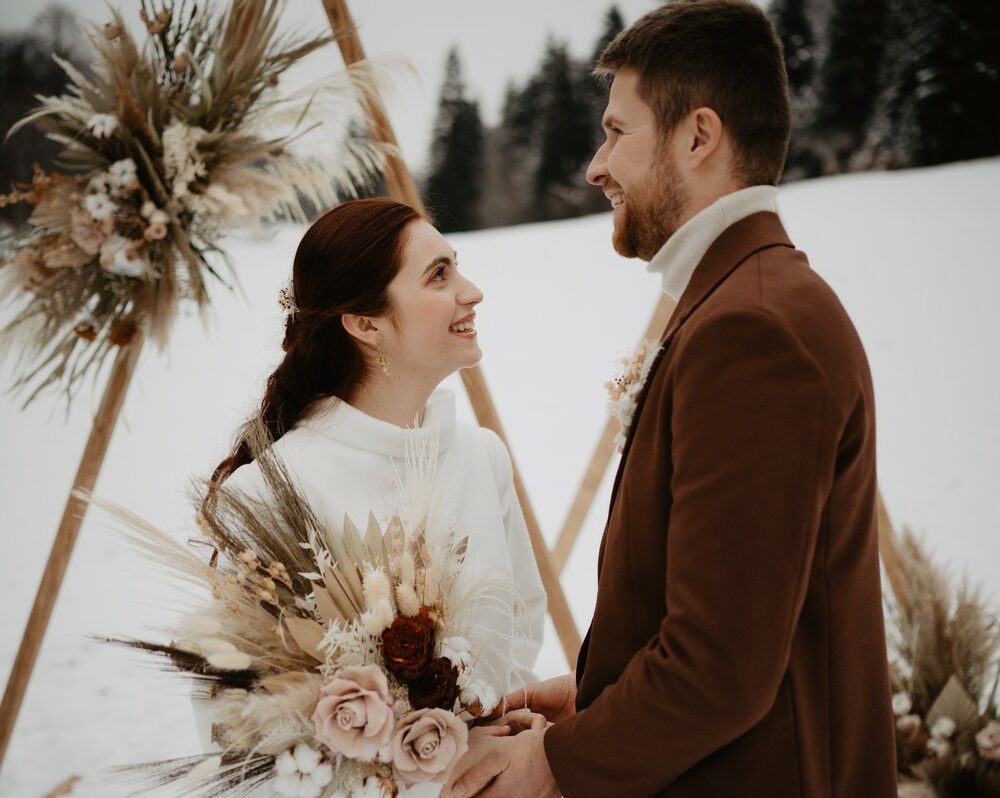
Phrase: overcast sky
[{"left": 3, "top": 0, "right": 663, "bottom": 173}]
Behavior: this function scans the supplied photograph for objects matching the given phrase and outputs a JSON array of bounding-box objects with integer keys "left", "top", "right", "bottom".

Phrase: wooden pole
[
  {"left": 552, "top": 294, "right": 676, "bottom": 573},
  {"left": 320, "top": 0, "right": 581, "bottom": 663},
  {"left": 0, "top": 334, "right": 144, "bottom": 768}
]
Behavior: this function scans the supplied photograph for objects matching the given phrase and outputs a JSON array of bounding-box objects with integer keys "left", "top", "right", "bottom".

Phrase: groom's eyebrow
[
  {"left": 422, "top": 251, "right": 457, "bottom": 276},
  {"left": 602, "top": 113, "right": 624, "bottom": 131}
]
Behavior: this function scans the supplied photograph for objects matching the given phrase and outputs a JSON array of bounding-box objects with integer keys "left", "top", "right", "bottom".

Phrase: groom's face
[{"left": 587, "top": 67, "right": 690, "bottom": 261}]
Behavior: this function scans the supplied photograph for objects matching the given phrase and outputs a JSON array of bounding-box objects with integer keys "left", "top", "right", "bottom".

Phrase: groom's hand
[
  {"left": 444, "top": 728, "right": 560, "bottom": 798},
  {"left": 494, "top": 672, "right": 576, "bottom": 724}
]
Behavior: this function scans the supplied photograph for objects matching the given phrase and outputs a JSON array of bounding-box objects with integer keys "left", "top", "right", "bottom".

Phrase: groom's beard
[{"left": 613, "top": 152, "right": 689, "bottom": 261}]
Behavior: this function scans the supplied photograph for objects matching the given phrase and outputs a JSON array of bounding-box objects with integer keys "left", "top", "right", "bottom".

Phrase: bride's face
[{"left": 376, "top": 220, "right": 483, "bottom": 384}]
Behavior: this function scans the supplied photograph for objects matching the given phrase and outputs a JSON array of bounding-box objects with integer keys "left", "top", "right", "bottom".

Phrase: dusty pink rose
[
  {"left": 977, "top": 720, "right": 1000, "bottom": 761},
  {"left": 312, "top": 665, "right": 394, "bottom": 761},
  {"left": 391, "top": 708, "right": 468, "bottom": 785}
]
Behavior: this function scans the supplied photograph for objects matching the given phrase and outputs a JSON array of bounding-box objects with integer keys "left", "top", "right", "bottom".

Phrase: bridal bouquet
[
  {"left": 0, "top": 0, "right": 384, "bottom": 404},
  {"left": 95, "top": 424, "right": 518, "bottom": 797},
  {"left": 883, "top": 528, "right": 1000, "bottom": 797}
]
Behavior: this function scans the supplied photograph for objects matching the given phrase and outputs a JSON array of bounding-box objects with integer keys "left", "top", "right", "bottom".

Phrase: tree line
[
  {"left": 424, "top": 0, "right": 1000, "bottom": 230},
  {"left": 2, "top": 3, "right": 998, "bottom": 233}
]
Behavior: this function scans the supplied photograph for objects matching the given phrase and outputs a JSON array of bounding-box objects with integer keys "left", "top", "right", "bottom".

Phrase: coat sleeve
[
  {"left": 544, "top": 307, "right": 844, "bottom": 796},
  {"left": 484, "top": 430, "right": 547, "bottom": 689}
]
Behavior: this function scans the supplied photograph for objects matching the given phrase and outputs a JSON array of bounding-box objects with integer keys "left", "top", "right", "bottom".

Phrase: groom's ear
[
  {"left": 685, "top": 106, "right": 724, "bottom": 170},
  {"left": 341, "top": 313, "right": 380, "bottom": 348}
]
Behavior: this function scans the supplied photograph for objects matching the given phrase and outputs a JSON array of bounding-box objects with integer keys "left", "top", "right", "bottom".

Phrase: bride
[{"left": 193, "top": 197, "right": 547, "bottom": 793}]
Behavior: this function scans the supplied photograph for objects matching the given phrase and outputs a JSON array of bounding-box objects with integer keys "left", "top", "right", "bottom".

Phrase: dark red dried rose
[
  {"left": 108, "top": 318, "right": 138, "bottom": 346},
  {"left": 408, "top": 657, "right": 460, "bottom": 711},
  {"left": 381, "top": 607, "right": 434, "bottom": 681}
]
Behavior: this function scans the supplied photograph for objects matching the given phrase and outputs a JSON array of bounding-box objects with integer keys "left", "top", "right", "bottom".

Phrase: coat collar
[
  {"left": 614, "top": 212, "right": 795, "bottom": 468},
  {"left": 658, "top": 211, "right": 794, "bottom": 349}
]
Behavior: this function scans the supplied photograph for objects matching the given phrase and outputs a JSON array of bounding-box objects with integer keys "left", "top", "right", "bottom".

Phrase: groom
[{"left": 447, "top": 1, "right": 897, "bottom": 796}]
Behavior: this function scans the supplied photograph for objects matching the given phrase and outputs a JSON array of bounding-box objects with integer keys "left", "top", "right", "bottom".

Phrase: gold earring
[{"left": 376, "top": 335, "right": 390, "bottom": 376}]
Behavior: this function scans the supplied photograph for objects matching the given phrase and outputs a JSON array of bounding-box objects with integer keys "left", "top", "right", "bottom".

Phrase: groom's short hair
[{"left": 595, "top": 0, "right": 791, "bottom": 186}]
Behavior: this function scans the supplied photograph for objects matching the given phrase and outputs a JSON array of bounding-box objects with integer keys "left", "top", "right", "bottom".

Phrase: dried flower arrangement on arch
[{"left": 0, "top": 0, "right": 389, "bottom": 405}]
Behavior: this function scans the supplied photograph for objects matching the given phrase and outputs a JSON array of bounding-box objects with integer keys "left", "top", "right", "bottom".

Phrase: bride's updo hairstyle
[{"left": 213, "top": 197, "right": 426, "bottom": 485}]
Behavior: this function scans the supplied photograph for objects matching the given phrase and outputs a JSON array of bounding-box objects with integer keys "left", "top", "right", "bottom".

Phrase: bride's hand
[
  {"left": 494, "top": 672, "right": 577, "bottom": 724},
  {"left": 482, "top": 707, "right": 547, "bottom": 734}
]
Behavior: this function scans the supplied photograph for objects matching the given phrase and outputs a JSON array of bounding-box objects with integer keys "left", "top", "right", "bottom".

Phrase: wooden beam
[
  {"left": 552, "top": 293, "right": 676, "bottom": 573},
  {"left": 320, "top": 0, "right": 581, "bottom": 664},
  {"left": 0, "top": 335, "right": 144, "bottom": 767}
]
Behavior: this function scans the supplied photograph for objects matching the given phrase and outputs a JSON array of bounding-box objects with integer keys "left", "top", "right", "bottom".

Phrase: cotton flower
[
  {"left": 87, "top": 113, "right": 118, "bottom": 139},
  {"left": 84, "top": 193, "right": 116, "bottom": 221},
  {"left": 892, "top": 692, "right": 913, "bottom": 716},
  {"left": 108, "top": 158, "right": 137, "bottom": 191},
  {"left": 273, "top": 742, "right": 332, "bottom": 798},
  {"left": 460, "top": 678, "right": 498, "bottom": 716},
  {"left": 99, "top": 235, "right": 146, "bottom": 278},
  {"left": 440, "top": 636, "right": 473, "bottom": 670},
  {"left": 141, "top": 201, "right": 158, "bottom": 219},
  {"left": 144, "top": 222, "right": 168, "bottom": 241},
  {"left": 88, "top": 175, "right": 110, "bottom": 195},
  {"left": 926, "top": 737, "right": 951, "bottom": 758},
  {"left": 930, "top": 716, "right": 957, "bottom": 740}
]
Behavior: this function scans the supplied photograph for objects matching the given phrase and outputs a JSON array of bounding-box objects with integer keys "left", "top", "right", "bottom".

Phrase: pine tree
[
  {"left": 813, "top": 0, "right": 888, "bottom": 168},
  {"left": 0, "top": 6, "right": 91, "bottom": 228},
  {"left": 769, "top": 0, "right": 816, "bottom": 96},
  {"left": 424, "top": 48, "right": 484, "bottom": 232},
  {"left": 874, "top": 0, "right": 1000, "bottom": 168},
  {"left": 581, "top": 7, "right": 625, "bottom": 127},
  {"left": 534, "top": 39, "right": 594, "bottom": 218}
]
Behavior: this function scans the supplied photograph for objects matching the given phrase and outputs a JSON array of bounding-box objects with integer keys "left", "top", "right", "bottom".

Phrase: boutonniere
[{"left": 605, "top": 339, "right": 661, "bottom": 453}]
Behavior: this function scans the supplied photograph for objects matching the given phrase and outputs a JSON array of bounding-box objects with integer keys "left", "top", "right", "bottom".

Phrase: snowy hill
[{"left": 2, "top": 158, "right": 998, "bottom": 796}]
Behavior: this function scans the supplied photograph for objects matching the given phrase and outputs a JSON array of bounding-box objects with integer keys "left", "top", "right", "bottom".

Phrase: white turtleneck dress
[{"left": 193, "top": 389, "right": 546, "bottom": 796}]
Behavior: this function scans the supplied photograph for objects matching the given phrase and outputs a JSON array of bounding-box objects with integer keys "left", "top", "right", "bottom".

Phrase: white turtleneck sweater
[
  {"left": 646, "top": 184, "right": 780, "bottom": 301},
  {"left": 192, "top": 390, "right": 546, "bottom": 797}
]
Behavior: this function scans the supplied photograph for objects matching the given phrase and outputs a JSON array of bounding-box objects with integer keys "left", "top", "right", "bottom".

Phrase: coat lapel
[{"left": 609, "top": 212, "right": 795, "bottom": 498}]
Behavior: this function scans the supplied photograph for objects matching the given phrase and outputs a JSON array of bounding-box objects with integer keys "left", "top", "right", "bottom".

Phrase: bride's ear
[{"left": 341, "top": 314, "right": 380, "bottom": 348}]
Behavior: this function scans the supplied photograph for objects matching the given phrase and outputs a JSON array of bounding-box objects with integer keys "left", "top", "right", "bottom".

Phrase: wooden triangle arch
[{"left": 0, "top": 0, "right": 907, "bottom": 774}]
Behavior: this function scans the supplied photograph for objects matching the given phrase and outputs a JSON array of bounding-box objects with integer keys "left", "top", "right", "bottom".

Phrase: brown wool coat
[{"left": 543, "top": 212, "right": 897, "bottom": 797}]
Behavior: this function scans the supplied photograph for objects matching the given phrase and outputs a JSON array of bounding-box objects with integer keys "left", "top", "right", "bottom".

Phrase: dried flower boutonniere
[{"left": 606, "top": 339, "right": 661, "bottom": 453}]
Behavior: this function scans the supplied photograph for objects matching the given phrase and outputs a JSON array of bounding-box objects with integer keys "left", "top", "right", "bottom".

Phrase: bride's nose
[{"left": 458, "top": 274, "right": 484, "bottom": 307}]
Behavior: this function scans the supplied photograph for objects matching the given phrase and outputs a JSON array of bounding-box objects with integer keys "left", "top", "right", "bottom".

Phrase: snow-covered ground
[{"left": 1, "top": 158, "right": 998, "bottom": 796}]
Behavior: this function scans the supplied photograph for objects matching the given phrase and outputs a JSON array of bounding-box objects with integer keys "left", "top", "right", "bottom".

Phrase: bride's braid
[{"left": 211, "top": 198, "right": 426, "bottom": 486}]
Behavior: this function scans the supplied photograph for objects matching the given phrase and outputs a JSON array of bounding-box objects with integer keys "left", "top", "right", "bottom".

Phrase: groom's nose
[{"left": 586, "top": 141, "right": 609, "bottom": 186}]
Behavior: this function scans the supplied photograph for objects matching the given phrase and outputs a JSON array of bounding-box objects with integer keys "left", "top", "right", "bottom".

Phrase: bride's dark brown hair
[{"left": 212, "top": 197, "right": 426, "bottom": 485}]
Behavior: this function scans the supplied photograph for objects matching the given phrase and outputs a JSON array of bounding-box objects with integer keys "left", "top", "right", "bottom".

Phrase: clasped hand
[{"left": 443, "top": 673, "right": 576, "bottom": 798}]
